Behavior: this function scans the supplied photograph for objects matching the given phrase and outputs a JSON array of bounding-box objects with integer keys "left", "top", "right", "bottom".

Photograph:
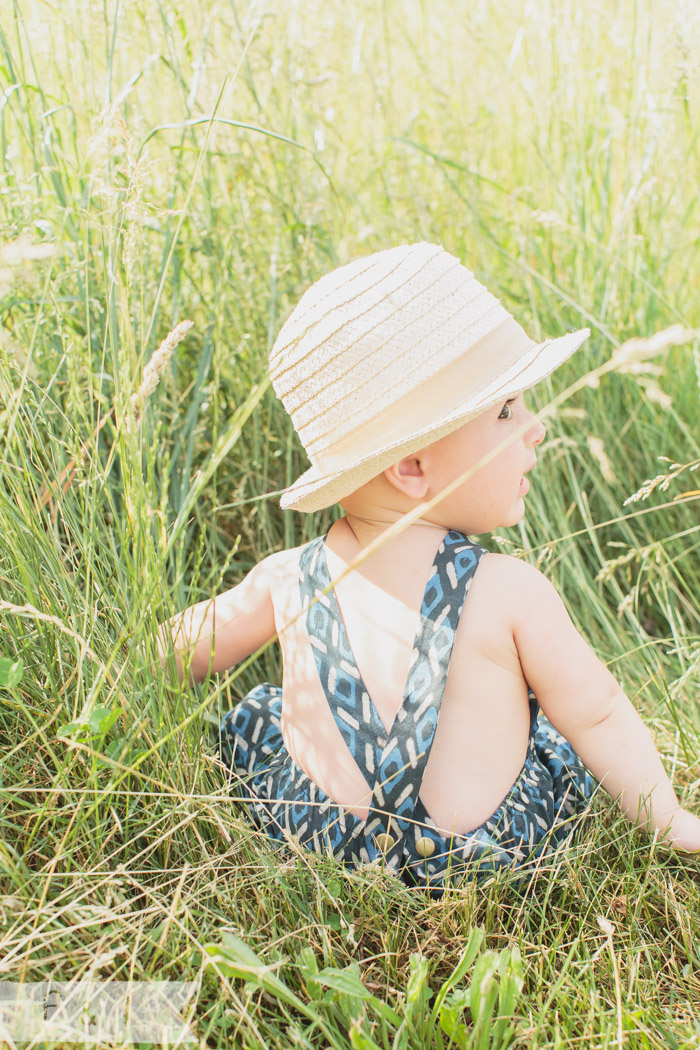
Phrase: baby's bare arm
[
  {"left": 495, "top": 555, "right": 700, "bottom": 851},
  {"left": 157, "top": 556, "right": 277, "bottom": 685}
]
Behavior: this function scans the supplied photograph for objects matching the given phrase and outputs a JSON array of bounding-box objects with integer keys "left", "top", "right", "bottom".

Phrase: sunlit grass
[{"left": 1, "top": 0, "right": 699, "bottom": 1046}]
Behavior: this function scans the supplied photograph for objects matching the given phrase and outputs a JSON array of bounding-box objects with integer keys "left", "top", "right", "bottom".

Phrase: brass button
[
  {"left": 375, "top": 832, "right": 396, "bottom": 852},
  {"left": 415, "top": 836, "right": 436, "bottom": 859}
]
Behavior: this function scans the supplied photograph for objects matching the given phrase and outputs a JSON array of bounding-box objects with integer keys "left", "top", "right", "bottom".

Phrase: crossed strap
[{"left": 299, "top": 530, "right": 486, "bottom": 865}]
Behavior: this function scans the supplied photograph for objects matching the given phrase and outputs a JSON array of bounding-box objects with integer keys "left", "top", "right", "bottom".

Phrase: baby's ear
[{"left": 383, "top": 456, "right": 430, "bottom": 499}]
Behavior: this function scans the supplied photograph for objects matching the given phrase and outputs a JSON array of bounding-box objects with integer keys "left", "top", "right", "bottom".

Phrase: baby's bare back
[{"left": 268, "top": 519, "right": 531, "bottom": 837}]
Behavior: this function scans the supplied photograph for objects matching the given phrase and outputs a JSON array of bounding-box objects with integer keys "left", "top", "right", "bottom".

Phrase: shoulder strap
[
  {"left": 299, "top": 537, "right": 388, "bottom": 789},
  {"left": 364, "top": 531, "right": 487, "bottom": 858}
]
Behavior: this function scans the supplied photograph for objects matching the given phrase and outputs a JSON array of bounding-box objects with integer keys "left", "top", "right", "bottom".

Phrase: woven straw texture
[{"left": 270, "top": 243, "right": 589, "bottom": 512}]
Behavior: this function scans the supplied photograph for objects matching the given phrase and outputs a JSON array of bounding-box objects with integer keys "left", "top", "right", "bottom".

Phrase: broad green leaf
[
  {"left": 490, "top": 947, "right": 525, "bottom": 1048},
  {"left": 56, "top": 721, "right": 84, "bottom": 738},
  {"left": 0, "top": 657, "right": 23, "bottom": 689},
  {"left": 405, "top": 953, "right": 431, "bottom": 1007},
  {"left": 314, "top": 962, "right": 371, "bottom": 1000},
  {"left": 296, "top": 945, "right": 319, "bottom": 978},
  {"left": 349, "top": 1027, "right": 383, "bottom": 1050},
  {"left": 204, "top": 932, "right": 336, "bottom": 1039},
  {"left": 204, "top": 931, "right": 269, "bottom": 980},
  {"left": 326, "top": 877, "right": 342, "bottom": 898},
  {"left": 437, "top": 989, "right": 470, "bottom": 1049},
  {"left": 429, "top": 926, "right": 486, "bottom": 1033},
  {"left": 87, "top": 707, "right": 120, "bottom": 735},
  {"left": 102, "top": 738, "right": 148, "bottom": 765},
  {"left": 469, "top": 952, "right": 501, "bottom": 1050}
]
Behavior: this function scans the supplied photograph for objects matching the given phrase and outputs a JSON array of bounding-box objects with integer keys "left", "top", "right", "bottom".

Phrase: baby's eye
[{"left": 498, "top": 399, "right": 515, "bottom": 420}]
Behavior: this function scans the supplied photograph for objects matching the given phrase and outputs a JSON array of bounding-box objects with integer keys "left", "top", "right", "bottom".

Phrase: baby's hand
[{"left": 658, "top": 807, "right": 700, "bottom": 853}]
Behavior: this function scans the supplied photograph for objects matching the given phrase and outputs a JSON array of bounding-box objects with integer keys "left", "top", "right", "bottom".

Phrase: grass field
[{"left": 1, "top": 0, "right": 700, "bottom": 1046}]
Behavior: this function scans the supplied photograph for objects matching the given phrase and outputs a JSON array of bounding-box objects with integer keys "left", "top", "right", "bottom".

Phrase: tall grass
[{"left": 0, "top": 0, "right": 699, "bottom": 1046}]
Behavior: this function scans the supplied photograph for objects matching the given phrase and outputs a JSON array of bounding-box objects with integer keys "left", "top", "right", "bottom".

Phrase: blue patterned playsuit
[{"left": 220, "top": 531, "right": 595, "bottom": 891}]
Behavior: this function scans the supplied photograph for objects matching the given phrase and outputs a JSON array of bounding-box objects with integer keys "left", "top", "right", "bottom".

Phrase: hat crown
[{"left": 270, "top": 243, "right": 514, "bottom": 459}]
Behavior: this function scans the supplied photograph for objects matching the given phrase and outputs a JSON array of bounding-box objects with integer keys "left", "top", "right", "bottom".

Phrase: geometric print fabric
[{"left": 220, "top": 531, "right": 596, "bottom": 891}]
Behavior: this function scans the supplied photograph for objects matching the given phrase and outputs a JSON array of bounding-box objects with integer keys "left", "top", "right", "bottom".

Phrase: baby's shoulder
[
  {"left": 252, "top": 541, "right": 321, "bottom": 605},
  {"left": 478, "top": 550, "right": 549, "bottom": 585},
  {"left": 253, "top": 543, "right": 305, "bottom": 582},
  {"left": 471, "top": 551, "right": 562, "bottom": 624}
]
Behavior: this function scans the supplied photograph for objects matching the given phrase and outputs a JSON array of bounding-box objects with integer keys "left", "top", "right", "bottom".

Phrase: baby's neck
[
  {"left": 340, "top": 509, "right": 446, "bottom": 550},
  {"left": 333, "top": 478, "right": 453, "bottom": 560}
]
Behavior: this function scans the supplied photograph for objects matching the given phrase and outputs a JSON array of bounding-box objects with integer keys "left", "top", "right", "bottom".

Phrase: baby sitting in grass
[{"left": 158, "top": 242, "right": 700, "bottom": 890}]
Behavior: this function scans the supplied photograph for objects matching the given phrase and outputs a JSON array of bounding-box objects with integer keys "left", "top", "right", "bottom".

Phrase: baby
[{"left": 159, "top": 243, "right": 700, "bottom": 890}]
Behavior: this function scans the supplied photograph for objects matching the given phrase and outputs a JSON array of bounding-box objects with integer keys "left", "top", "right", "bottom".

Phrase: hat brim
[{"left": 280, "top": 327, "right": 590, "bottom": 513}]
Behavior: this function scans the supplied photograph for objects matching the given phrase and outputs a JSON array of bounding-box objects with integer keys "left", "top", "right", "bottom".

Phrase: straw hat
[{"left": 270, "top": 242, "right": 589, "bottom": 512}]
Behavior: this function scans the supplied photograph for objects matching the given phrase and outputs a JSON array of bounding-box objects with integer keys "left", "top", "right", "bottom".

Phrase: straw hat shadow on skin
[{"left": 270, "top": 243, "right": 589, "bottom": 513}]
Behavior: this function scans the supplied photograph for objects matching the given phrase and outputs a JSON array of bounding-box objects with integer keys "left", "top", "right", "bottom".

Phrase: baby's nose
[{"left": 527, "top": 418, "right": 546, "bottom": 447}]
